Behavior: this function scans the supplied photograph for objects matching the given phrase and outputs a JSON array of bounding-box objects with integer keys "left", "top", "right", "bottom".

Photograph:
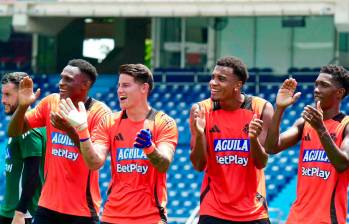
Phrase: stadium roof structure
[
  {"left": 0, "top": 0, "right": 337, "bottom": 17},
  {"left": 1, "top": 0, "right": 349, "bottom": 33}
]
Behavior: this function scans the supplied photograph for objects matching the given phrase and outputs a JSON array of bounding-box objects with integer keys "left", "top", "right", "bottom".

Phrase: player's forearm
[
  {"left": 146, "top": 146, "right": 173, "bottom": 173},
  {"left": 65, "top": 127, "right": 80, "bottom": 148},
  {"left": 80, "top": 141, "right": 105, "bottom": 170},
  {"left": 190, "top": 133, "right": 207, "bottom": 171},
  {"left": 265, "top": 106, "right": 284, "bottom": 154},
  {"left": 250, "top": 138, "right": 268, "bottom": 169},
  {"left": 8, "top": 105, "right": 29, "bottom": 137},
  {"left": 318, "top": 129, "right": 349, "bottom": 172}
]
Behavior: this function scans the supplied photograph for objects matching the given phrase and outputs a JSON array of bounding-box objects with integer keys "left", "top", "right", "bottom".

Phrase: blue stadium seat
[
  {"left": 299, "top": 67, "right": 312, "bottom": 73},
  {"left": 248, "top": 67, "right": 260, "bottom": 74},
  {"left": 288, "top": 67, "right": 299, "bottom": 74},
  {"left": 260, "top": 67, "right": 273, "bottom": 73},
  {"left": 312, "top": 67, "right": 321, "bottom": 73}
]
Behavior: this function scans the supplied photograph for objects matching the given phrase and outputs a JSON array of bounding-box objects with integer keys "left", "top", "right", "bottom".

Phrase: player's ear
[
  {"left": 142, "top": 83, "right": 150, "bottom": 95},
  {"left": 237, "top": 80, "right": 242, "bottom": 88},
  {"left": 234, "top": 81, "right": 242, "bottom": 92},
  {"left": 81, "top": 78, "right": 92, "bottom": 90},
  {"left": 337, "top": 87, "right": 345, "bottom": 99}
]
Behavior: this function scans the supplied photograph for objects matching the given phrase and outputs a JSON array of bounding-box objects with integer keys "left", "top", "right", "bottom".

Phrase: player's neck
[
  {"left": 72, "top": 95, "right": 89, "bottom": 108},
  {"left": 126, "top": 103, "right": 151, "bottom": 122},
  {"left": 220, "top": 93, "right": 244, "bottom": 110},
  {"left": 323, "top": 105, "right": 340, "bottom": 120}
]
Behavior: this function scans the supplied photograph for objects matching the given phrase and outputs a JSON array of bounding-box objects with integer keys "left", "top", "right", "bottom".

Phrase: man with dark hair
[
  {"left": 59, "top": 63, "right": 178, "bottom": 224},
  {"left": 215, "top": 56, "right": 249, "bottom": 84},
  {"left": 0, "top": 72, "right": 46, "bottom": 224},
  {"left": 119, "top": 64, "right": 154, "bottom": 95},
  {"left": 7, "top": 59, "right": 111, "bottom": 224},
  {"left": 190, "top": 56, "right": 273, "bottom": 223},
  {"left": 68, "top": 59, "right": 98, "bottom": 85},
  {"left": 265, "top": 65, "right": 349, "bottom": 223}
]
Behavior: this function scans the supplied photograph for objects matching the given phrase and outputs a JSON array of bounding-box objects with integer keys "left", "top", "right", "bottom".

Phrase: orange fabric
[
  {"left": 92, "top": 110, "right": 178, "bottom": 224},
  {"left": 77, "top": 128, "right": 90, "bottom": 139},
  {"left": 198, "top": 96, "right": 269, "bottom": 221},
  {"left": 25, "top": 94, "right": 111, "bottom": 217},
  {"left": 143, "top": 144, "right": 156, "bottom": 154},
  {"left": 287, "top": 115, "right": 349, "bottom": 224}
]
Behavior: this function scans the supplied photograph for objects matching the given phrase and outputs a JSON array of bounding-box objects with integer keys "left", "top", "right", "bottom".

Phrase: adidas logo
[
  {"left": 303, "top": 133, "right": 311, "bottom": 141},
  {"left": 243, "top": 124, "right": 249, "bottom": 135},
  {"left": 209, "top": 125, "right": 221, "bottom": 133},
  {"left": 114, "top": 133, "right": 124, "bottom": 141}
]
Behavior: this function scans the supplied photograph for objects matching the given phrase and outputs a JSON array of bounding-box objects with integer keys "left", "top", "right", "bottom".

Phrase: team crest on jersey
[
  {"left": 51, "top": 132, "right": 75, "bottom": 147},
  {"left": 116, "top": 148, "right": 147, "bottom": 161},
  {"left": 302, "top": 149, "right": 330, "bottom": 163},
  {"left": 214, "top": 139, "right": 250, "bottom": 152}
]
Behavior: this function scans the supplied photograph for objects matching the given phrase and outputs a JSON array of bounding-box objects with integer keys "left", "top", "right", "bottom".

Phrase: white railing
[{"left": 184, "top": 205, "right": 199, "bottom": 224}]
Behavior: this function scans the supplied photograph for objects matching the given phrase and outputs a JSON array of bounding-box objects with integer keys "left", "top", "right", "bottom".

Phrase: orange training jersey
[
  {"left": 92, "top": 109, "right": 178, "bottom": 224},
  {"left": 287, "top": 113, "right": 349, "bottom": 224},
  {"left": 25, "top": 94, "right": 111, "bottom": 217},
  {"left": 198, "top": 95, "right": 269, "bottom": 221}
]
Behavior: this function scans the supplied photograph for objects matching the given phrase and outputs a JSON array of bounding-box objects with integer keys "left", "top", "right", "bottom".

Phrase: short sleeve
[
  {"left": 19, "top": 128, "right": 45, "bottom": 158},
  {"left": 87, "top": 101, "right": 112, "bottom": 133},
  {"left": 91, "top": 114, "right": 113, "bottom": 150},
  {"left": 154, "top": 113, "right": 178, "bottom": 149},
  {"left": 25, "top": 95, "right": 52, "bottom": 128}
]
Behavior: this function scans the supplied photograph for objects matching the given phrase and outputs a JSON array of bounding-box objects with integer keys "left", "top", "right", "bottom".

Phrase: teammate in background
[
  {"left": 265, "top": 65, "right": 349, "bottom": 223},
  {"left": 190, "top": 56, "right": 273, "bottom": 224},
  {"left": 59, "top": 64, "right": 178, "bottom": 224},
  {"left": 0, "top": 72, "right": 46, "bottom": 224},
  {"left": 7, "top": 59, "right": 111, "bottom": 224}
]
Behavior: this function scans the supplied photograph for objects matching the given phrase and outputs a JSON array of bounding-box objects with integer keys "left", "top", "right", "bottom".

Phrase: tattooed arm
[{"left": 146, "top": 142, "right": 175, "bottom": 173}]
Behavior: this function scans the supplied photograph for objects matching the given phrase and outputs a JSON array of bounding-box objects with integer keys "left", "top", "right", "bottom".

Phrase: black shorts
[
  {"left": 0, "top": 215, "right": 32, "bottom": 224},
  {"left": 198, "top": 215, "right": 271, "bottom": 224},
  {"left": 33, "top": 206, "right": 98, "bottom": 224}
]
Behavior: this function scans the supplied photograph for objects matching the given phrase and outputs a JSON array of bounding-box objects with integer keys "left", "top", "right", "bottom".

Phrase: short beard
[{"left": 5, "top": 106, "right": 16, "bottom": 115}]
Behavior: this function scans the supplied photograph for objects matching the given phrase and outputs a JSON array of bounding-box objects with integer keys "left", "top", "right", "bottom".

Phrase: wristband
[
  {"left": 80, "top": 137, "right": 90, "bottom": 142},
  {"left": 143, "top": 144, "right": 155, "bottom": 155},
  {"left": 77, "top": 128, "right": 90, "bottom": 140}
]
